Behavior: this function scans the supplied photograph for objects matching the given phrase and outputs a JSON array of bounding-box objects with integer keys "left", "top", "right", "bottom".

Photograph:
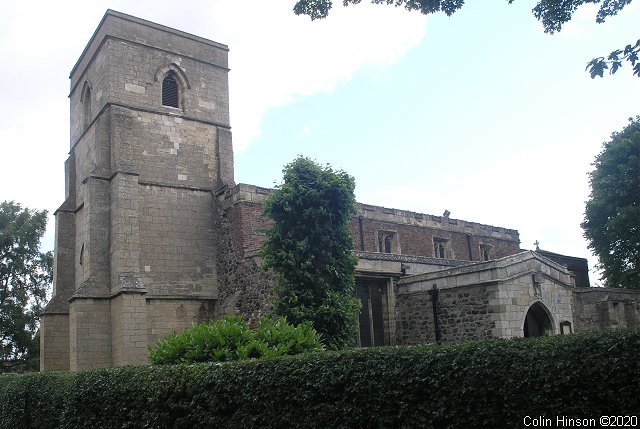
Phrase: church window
[
  {"left": 479, "top": 244, "right": 494, "bottom": 261},
  {"left": 81, "top": 82, "right": 91, "bottom": 128},
  {"left": 162, "top": 72, "right": 180, "bottom": 108},
  {"left": 377, "top": 231, "right": 398, "bottom": 254},
  {"left": 433, "top": 238, "right": 450, "bottom": 259}
]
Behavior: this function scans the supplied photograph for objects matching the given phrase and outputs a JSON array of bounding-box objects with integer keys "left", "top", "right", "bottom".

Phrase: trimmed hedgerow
[
  {"left": 1, "top": 330, "right": 639, "bottom": 429},
  {"left": 0, "top": 371, "right": 73, "bottom": 429},
  {"left": 148, "top": 315, "right": 324, "bottom": 364}
]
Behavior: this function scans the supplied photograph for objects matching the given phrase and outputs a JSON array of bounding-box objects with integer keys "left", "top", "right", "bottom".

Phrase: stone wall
[
  {"left": 396, "top": 284, "right": 496, "bottom": 345},
  {"left": 138, "top": 185, "right": 217, "bottom": 298},
  {"left": 396, "top": 252, "right": 577, "bottom": 344},
  {"left": 352, "top": 203, "right": 520, "bottom": 260},
  {"left": 490, "top": 276, "right": 574, "bottom": 338},
  {"left": 573, "top": 288, "right": 640, "bottom": 332},
  {"left": 220, "top": 184, "right": 521, "bottom": 262},
  {"left": 69, "top": 11, "right": 230, "bottom": 145},
  {"left": 147, "top": 299, "right": 214, "bottom": 346},
  {"left": 215, "top": 197, "right": 276, "bottom": 327},
  {"left": 395, "top": 289, "right": 436, "bottom": 345},
  {"left": 437, "top": 285, "right": 496, "bottom": 342},
  {"left": 68, "top": 298, "right": 111, "bottom": 371},
  {"left": 39, "top": 314, "right": 70, "bottom": 371},
  {"left": 110, "top": 293, "right": 148, "bottom": 366}
]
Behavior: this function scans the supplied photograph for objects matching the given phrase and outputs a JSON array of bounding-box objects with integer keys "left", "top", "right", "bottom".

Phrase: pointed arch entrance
[{"left": 523, "top": 301, "right": 554, "bottom": 337}]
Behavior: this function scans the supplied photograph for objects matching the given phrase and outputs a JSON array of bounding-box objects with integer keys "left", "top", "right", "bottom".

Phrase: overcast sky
[{"left": 1, "top": 0, "right": 638, "bottom": 284}]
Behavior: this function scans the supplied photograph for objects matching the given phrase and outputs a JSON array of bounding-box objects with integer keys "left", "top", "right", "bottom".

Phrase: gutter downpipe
[
  {"left": 358, "top": 215, "right": 365, "bottom": 251},
  {"left": 428, "top": 284, "right": 441, "bottom": 343},
  {"left": 466, "top": 234, "right": 473, "bottom": 261}
]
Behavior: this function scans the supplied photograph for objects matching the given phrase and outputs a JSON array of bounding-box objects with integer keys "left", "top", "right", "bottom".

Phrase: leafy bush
[
  {"left": 2, "top": 330, "right": 639, "bottom": 429},
  {"left": 149, "top": 315, "right": 323, "bottom": 364},
  {"left": 262, "top": 156, "right": 361, "bottom": 350}
]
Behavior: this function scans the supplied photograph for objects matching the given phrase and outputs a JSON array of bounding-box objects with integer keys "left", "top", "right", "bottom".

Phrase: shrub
[
  {"left": 2, "top": 330, "right": 638, "bottom": 428},
  {"left": 0, "top": 371, "right": 73, "bottom": 429},
  {"left": 149, "top": 315, "right": 323, "bottom": 364},
  {"left": 262, "top": 156, "right": 361, "bottom": 350}
]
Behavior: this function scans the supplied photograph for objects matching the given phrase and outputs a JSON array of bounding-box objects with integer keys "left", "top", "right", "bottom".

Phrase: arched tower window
[
  {"left": 81, "top": 82, "right": 92, "bottom": 128},
  {"left": 162, "top": 72, "right": 180, "bottom": 108}
]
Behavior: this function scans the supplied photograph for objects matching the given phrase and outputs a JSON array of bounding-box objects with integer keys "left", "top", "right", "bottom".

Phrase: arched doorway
[{"left": 523, "top": 302, "right": 554, "bottom": 337}]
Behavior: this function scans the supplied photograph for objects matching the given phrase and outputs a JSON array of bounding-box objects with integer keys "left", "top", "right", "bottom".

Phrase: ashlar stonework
[{"left": 40, "top": 10, "right": 640, "bottom": 371}]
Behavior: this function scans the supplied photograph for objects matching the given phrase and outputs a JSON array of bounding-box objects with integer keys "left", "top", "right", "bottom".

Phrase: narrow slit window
[
  {"left": 82, "top": 85, "right": 91, "bottom": 128},
  {"left": 162, "top": 72, "right": 179, "bottom": 107}
]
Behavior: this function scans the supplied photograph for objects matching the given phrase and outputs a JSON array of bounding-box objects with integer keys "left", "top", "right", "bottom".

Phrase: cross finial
[{"left": 534, "top": 240, "right": 540, "bottom": 251}]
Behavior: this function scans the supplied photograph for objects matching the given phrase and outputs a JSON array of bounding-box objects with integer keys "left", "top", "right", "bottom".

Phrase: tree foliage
[
  {"left": 0, "top": 201, "right": 52, "bottom": 371},
  {"left": 262, "top": 156, "right": 361, "bottom": 350},
  {"left": 582, "top": 117, "right": 640, "bottom": 289},
  {"left": 586, "top": 39, "right": 640, "bottom": 78},
  {"left": 293, "top": 0, "right": 638, "bottom": 77}
]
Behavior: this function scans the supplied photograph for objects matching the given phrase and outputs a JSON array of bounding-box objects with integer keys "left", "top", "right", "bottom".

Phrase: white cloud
[
  {"left": 206, "top": 1, "right": 428, "bottom": 150},
  {"left": 0, "top": 0, "right": 427, "bottom": 251}
]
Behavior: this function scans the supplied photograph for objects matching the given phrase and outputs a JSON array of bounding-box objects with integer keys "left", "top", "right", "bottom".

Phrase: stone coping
[{"left": 397, "top": 251, "right": 574, "bottom": 289}]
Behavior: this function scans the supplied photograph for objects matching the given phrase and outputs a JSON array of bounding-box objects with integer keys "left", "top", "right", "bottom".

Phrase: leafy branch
[
  {"left": 586, "top": 39, "right": 640, "bottom": 78},
  {"left": 292, "top": 0, "right": 639, "bottom": 78}
]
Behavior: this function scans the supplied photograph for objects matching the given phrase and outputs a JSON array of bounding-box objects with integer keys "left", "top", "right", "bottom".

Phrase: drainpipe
[
  {"left": 358, "top": 215, "right": 365, "bottom": 251},
  {"left": 428, "top": 284, "right": 441, "bottom": 343},
  {"left": 466, "top": 234, "right": 473, "bottom": 261}
]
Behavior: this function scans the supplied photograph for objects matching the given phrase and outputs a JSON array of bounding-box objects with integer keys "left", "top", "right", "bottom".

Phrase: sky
[{"left": 1, "top": 0, "right": 638, "bottom": 284}]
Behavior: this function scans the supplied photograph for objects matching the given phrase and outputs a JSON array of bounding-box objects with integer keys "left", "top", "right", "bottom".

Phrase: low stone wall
[{"left": 573, "top": 288, "right": 640, "bottom": 332}]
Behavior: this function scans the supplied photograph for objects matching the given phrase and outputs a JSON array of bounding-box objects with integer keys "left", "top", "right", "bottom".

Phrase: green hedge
[{"left": 1, "top": 330, "right": 639, "bottom": 429}]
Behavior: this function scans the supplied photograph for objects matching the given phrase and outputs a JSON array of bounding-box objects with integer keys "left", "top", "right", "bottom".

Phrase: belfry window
[{"left": 162, "top": 72, "right": 179, "bottom": 108}]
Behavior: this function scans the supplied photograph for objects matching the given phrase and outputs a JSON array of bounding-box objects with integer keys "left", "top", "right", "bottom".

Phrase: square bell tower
[{"left": 41, "top": 10, "right": 234, "bottom": 370}]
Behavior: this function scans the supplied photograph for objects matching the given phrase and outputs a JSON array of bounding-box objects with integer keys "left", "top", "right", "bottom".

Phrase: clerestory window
[
  {"left": 162, "top": 72, "right": 179, "bottom": 108},
  {"left": 479, "top": 244, "right": 495, "bottom": 261},
  {"left": 377, "top": 231, "right": 398, "bottom": 254},
  {"left": 433, "top": 238, "right": 451, "bottom": 259}
]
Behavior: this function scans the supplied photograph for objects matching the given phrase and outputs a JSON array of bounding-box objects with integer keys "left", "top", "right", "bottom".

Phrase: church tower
[{"left": 40, "top": 10, "right": 234, "bottom": 370}]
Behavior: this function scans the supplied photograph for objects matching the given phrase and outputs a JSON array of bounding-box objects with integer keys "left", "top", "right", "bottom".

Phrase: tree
[
  {"left": 0, "top": 201, "right": 52, "bottom": 371},
  {"left": 262, "top": 156, "right": 361, "bottom": 350},
  {"left": 582, "top": 117, "right": 640, "bottom": 289},
  {"left": 292, "top": 0, "right": 639, "bottom": 78}
]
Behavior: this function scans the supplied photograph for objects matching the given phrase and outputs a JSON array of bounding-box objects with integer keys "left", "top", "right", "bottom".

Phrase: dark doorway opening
[
  {"left": 523, "top": 302, "right": 554, "bottom": 337},
  {"left": 356, "top": 278, "right": 388, "bottom": 347}
]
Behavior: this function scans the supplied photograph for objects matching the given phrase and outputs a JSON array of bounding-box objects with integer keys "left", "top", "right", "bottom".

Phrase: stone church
[{"left": 40, "top": 10, "right": 640, "bottom": 371}]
